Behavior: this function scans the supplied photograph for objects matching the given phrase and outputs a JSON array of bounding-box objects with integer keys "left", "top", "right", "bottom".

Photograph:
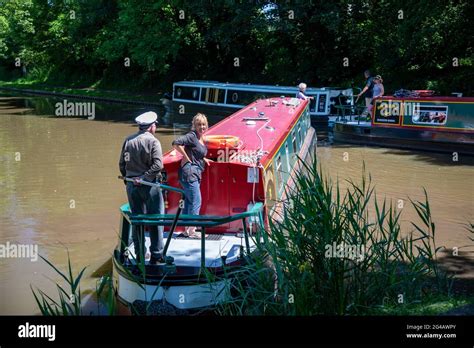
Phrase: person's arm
[
  {"left": 357, "top": 85, "right": 369, "bottom": 98},
  {"left": 172, "top": 133, "right": 194, "bottom": 165},
  {"left": 119, "top": 141, "right": 127, "bottom": 177},
  {"left": 380, "top": 85, "right": 384, "bottom": 96},
  {"left": 357, "top": 77, "right": 373, "bottom": 98},
  {"left": 173, "top": 144, "right": 192, "bottom": 164},
  {"left": 297, "top": 91, "right": 314, "bottom": 100},
  {"left": 143, "top": 140, "right": 163, "bottom": 181}
]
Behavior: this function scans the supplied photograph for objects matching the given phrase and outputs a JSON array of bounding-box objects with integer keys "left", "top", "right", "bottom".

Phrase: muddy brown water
[{"left": 0, "top": 94, "right": 472, "bottom": 314}]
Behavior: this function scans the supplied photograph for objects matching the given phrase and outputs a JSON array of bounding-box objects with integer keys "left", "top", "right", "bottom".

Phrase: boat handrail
[
  {"left": 118, "top": 176, "right": 264, "bottom": 267},
  {"left": 119, "top": 176, "right": 185, "bottom": 195},
  {"left": 121, "top": 203, "right": 264, "bottom": 225}
]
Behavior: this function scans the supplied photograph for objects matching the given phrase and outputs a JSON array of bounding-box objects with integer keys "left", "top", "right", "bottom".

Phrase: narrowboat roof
[
  {"left": 164, "top": 97, "right": 309, "bottom": 167},
  {"left": 173, "top": 80, "right": 348, "bottom": 93},
  {"left": 205, "top": 97, "right": 308, "bottom": 166}
]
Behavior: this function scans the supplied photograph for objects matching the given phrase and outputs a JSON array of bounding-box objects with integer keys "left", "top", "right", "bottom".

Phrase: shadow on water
[
  {"left": 438, "top": 249, "right": 474, "bottom": 278},
  {"left": 327, "top": 142, "right": 474, "bottom": 166},
  {"left": 317, "top": 127, "right": 474, "bottom": 167},
  {"left": 90, "top": 257, "right": 113, "bottom": 278},
  {"left": 374, "top": 148, "right": 474, "bottom": 166}
]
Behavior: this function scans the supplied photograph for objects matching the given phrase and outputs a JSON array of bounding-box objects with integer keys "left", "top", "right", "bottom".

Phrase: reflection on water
[
  {"left": 0, "top": 93, "right": 472, "bottom": 314},
  {"left": 316, "top": 143, "right": 474, "bottom": 247}
]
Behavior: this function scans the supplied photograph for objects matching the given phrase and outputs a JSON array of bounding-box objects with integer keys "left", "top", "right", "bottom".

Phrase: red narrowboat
[{"left": 113, "top": 97, "right": 317, "bottom": 312}]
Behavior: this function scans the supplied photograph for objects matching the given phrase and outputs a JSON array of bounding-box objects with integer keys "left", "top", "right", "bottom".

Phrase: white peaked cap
[{"left": 135, "top": 111, "right": 158, "bottom": 126}]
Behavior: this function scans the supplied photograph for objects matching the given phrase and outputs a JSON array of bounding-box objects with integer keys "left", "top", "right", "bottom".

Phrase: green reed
[
  {"left": 31, "top": 251, "right": 86, "bottom": 316},
  {"left": 216, "top": 154, "right": 459, "bottom": 315},
  {"left": 31, "top": 239, "right": 163, "bottom": 316}
]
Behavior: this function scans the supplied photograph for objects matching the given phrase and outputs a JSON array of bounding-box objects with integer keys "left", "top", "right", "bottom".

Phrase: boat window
[
  {"left": 285, "top": 143, "right": 291, "bottom": 172},
  {"left": 412, "top": 105, "right": 448, "bottom": 126},
  {"left": 230, "top": 92, "right": 239, "bottom": 103},
  {"left": 318, "top": 94, "right": 327, "bottom": 113},
  {"left": 292, "top": 130, "right": 297, "bottom": 157},
  {"left": 200, "top": 88, "right": 225, "bottom": 103},
  {"left": 175, "top": 86, "right": 200, "bottom": 101},
  {"left": 227, "top": 90, "right": 259, "bottom": 105},
  {"left": 217, "top": 89, "right": 225, "bottom": 103},
  {"left": 298, "top": 125, "right": 302, "bottom": 147},
  {"left": 276, "top": 155, "right": 284, "bottom": 193}
]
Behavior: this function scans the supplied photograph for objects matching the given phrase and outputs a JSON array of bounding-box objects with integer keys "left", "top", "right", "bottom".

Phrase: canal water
[{"left": 0, "top": 93, "right": 472, "bottom": 314}]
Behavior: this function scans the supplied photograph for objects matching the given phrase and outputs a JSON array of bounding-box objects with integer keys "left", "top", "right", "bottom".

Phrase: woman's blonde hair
[{"left": 192, "top": 113, "right": 208, "bottom": 131}]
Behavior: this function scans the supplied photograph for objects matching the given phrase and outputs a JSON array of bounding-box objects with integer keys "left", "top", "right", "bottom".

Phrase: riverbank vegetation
[
  {"left": 31, "top": 157, "right": 473, "bottom": 316},
  {"left": 0, "top": 80, "right": 163, "bottom": 103},
  {"left": 1, "top": 1, "right": 473, "bottom": 96},
  {"left": 214, "top": 157, "right": 474, "bottom": 315}
]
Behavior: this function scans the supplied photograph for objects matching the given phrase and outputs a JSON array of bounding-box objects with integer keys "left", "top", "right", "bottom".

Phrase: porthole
[{"left": 232, "top": 92, "right": 239, "bottom": 103}]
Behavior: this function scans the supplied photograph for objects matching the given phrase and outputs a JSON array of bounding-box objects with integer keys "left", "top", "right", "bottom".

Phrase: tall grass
[
  {"left": 31, "top": 241, "right": 164, "bottom": 315},
  {"left": 31, "top": 251, "right": 117, "bottom": 316},
  {"left": 216, "top": 155, "right": 456, "bottom": 315},
  {"left": 31, "top": 252, "right": 86, "bottom": 315}
]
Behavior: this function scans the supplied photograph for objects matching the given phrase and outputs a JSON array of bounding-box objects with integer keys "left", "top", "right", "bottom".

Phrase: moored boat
[
  {"left": 172, "top": 80, "right": 354, "bottom": 122},
  {"left": 112, "top": 97, "right": 317, "bottom": 313},
  {"left": 333, "top": 95, "right": 474, "bottom": 155}
]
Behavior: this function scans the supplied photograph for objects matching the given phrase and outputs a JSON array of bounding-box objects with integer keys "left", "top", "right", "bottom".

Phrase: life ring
[
  {"left": 205, "top": 135, "right": 241, "bottom": 159},
  {"left": 413, "top": 90, "right": 435, "bottom": 97}
]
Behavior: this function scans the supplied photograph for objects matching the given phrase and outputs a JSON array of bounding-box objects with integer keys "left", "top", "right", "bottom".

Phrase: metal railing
[{"left": 118, "top": 176, "right": 265, "bottom": 269}]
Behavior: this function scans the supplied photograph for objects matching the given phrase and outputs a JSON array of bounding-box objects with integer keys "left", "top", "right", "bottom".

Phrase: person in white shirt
[{"left": 296, "top": 83, "right": 314, "bottom": 100}]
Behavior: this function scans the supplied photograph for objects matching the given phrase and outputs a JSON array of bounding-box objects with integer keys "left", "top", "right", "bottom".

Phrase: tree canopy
[{"left": 0, "top": 0, "right": 472, "bottom": 94}]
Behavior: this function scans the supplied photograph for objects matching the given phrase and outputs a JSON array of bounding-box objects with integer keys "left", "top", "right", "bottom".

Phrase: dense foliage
[{"left": 1, "top": 0, "right": 472, "bottom": 94}]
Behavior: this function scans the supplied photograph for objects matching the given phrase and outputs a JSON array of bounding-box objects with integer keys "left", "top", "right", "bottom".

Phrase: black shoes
[{"left": 149, "top": 254, "right": 165, "bottom": 265}]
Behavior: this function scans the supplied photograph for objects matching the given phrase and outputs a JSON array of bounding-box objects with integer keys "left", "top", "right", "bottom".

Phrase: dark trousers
[{"left": 126, "top": 181, "right": 164, "bottom": 260}]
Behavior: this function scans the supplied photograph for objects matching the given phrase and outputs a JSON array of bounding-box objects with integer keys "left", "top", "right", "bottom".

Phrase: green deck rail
[
  {"left": 335, "top": 87, "right": 367, "bottom": 124},
  {"left": 118, "top": 176, "right": 265, "bottom": 269}
]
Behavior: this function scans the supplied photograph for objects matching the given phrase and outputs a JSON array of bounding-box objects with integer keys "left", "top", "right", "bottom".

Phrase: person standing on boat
[
  {"left": 369, "top": 75, "right": 385, "bottom": 115},
  {"left": 296, "top": 83, "right": 314, "bottom": 100},
  {"left": 119, "top": 111, "right": 164, "bottom": 264},
  {"left": 356, "top": 70, "right": 375, "bottom": 117},
  {"left": 172, "top": 113, "right": 212, "bottom": 238},
  {"left": 372, "top": 75, "right": 384, "bottom": 99}
]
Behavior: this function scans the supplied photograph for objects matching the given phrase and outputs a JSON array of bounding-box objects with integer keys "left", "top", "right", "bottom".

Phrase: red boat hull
[{"left": 162, "top": 97, "right": 315, "bottom": 232}]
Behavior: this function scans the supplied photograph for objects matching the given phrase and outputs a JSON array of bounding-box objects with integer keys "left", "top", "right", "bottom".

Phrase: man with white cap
[{"left": 119, "top": 111, "right": 164, "bottom": 264}]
